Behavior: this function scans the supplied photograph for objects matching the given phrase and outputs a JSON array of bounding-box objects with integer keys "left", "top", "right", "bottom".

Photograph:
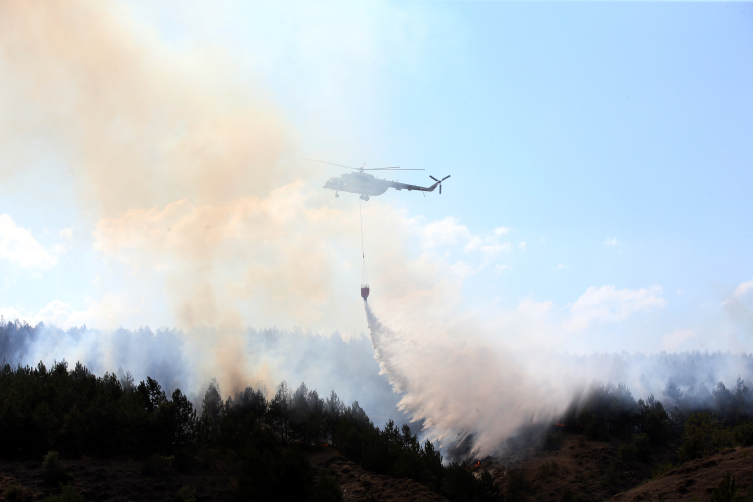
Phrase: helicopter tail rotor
[{"left": 430, "top": 175, "right": 450, "bottom": 194}]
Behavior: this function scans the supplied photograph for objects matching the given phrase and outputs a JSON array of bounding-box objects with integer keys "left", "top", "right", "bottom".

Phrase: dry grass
[
  {"left": 308, "top": 447, "right": 450, "bottom": 502},
  {"left": 612, "top": 447, "right": 753, "bottom": 502},
  {"left": 481, "top": 432, "right": 678, "bottom": 502}
]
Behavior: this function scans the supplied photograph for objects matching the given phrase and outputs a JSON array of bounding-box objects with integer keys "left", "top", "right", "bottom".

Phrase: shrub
[
  {"left": 543, "top": 432, "right": 564, "bottom": 450},
  {"left": 561, "top": 487, "right": 585, "bottom": 502},
  {"left": 709, "top": 471, "right": 737, "bottom": 502},
  {"left": 604, "top": 461, "right": 620, "bottom": 484},
  {"left": 439, "top": 462, "right": 503, "bottom": 502},
  {"left": 4, "top": 483, "right": 31, "bottom": 502},
  {"left": 476, "top": 470, "right": 502, "bottom": 502},
  {"left": 679, "top": 433, "right": 706, "bottom": 462},
  {"left": 639, "top": 398, "right": 671, "bottom": 444},
  {"left": 313, "top": 471, "right": 343, "bottom": 502},
  {"left": 651, "top": 462, "right": 673, "bottom": 479},
  {"left": 580, "top": 412, "right": 608, "bottom": 441},
  {"left": 40, "top": 484, "right": 83, "bottom": 502},
  {"left": 619, "top": 442, "right": 637, "bottom": 462},
  {"left": 173, "top": 450, "right": 196, "bottom": 472},
  {"left": 679, "top": 413, "right": 716, "bottom": 462},
  {"left": 619, "top": 433, "right": 650, "bottom": 462},
  {"left": 741, "top": 486, "right": 753, "bottom": 502},
  {"left": 505, "top": 470, "right": 530, "bottom": 502},
  {"left": 42, "top": 450, "right": 69, "bottom": 485},
  {"left": 441, "top": 462, "right": 478, "bottom": 502},
  {"left": 237, "top": 442, "right": 314, "bottom": 502},
  {"left": 734, "top": 422, "right": 753, "bottom": 446},
  {"left": 632, "top": 433, "right": 651, "bottom": 461},
  {"left": 537, "top": 460, "right": 559, "bottom": 479},
  {"left": 141, "top": 454, "right": 174, "bottom": 476},
  {"left": 173, "top": 485, "right": 196, "bottom": 502}
]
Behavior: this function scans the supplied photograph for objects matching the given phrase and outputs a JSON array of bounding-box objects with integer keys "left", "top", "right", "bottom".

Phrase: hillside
[
  {"left": 0, "top": 453, "right": 238, "bottom": 502},
  {"left": 309, "top": 447, "right": 450, "bottom": 502},
  {"left": 469, "top": 431, "right": 753, "bottom": 502},
  {"left": 0, "top": 447, "right": 454, "bottom": 502},
  {"left": 612, "top": 447, "right": 753, "bottom": 502},
  {"left": 478, "top": 433, "right": 674, "bottom": 501},
  {"left": 3, "top": 358, "right": 753, "bottom": 501}
]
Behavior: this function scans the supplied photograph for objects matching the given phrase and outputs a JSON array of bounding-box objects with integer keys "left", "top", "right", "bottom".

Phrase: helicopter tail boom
[{"left": 392, "top": 175, "right": 450, "bottom": 193}]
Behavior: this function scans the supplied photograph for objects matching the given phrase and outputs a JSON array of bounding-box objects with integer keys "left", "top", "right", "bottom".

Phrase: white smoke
[
  {"left": 365, "top": 300, "right": 753, "bottom": 458},
  {"left": 365, "top": 300, "right": 581, "bottom": 457}
]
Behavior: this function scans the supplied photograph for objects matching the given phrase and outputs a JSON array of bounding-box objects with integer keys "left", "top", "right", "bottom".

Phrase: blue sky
[{"left": 1, "top": 1, "right": 752, "bottom": 357}]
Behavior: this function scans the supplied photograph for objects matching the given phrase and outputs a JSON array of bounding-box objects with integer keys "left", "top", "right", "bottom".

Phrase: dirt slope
[
  {"left": 480, "top": 434, "right": 675, "bottom": 501},
  {"left": 0, "top": 448, "right": 450, "bottom": 502},
  {"left": 611, "top": 447, "right": 753, "bottom": 501},
  {"left": 308, "top": 447, "right": 450, "bottom": 502},
  {"left": 473, "top": 433, "right": 753, "bottom": 502}
]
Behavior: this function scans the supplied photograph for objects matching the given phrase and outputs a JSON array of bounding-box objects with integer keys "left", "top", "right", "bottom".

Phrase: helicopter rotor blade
[
  {"left": 429, "top": 175, "right": 439, "bottom": 182},
  {"left": 302, "top": 159, "right": 427, "bottom": 173},
  {"left": 301, "top": 158, "right": 358, "bottom": 170},
  {"left": 442, "top": 175, "right": 451, "bottom": 181},
  {"left": 362, "top": 167, "right": 425, "bottom": 171},
  {"left": 440, "top": 184, "right": 442, "bottom": 194}
]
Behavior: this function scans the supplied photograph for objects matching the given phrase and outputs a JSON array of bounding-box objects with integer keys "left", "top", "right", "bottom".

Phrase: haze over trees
[
  {"left": 558, "top": 378, "right": 753, "bottom": 467},
  {"left": 0, "top": 318, "right": 404, "bottom": 426}
]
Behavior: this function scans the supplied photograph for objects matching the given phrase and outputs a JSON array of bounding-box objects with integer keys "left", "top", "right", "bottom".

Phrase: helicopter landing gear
[
  {"left": 359, "top": 195, "right": 370, "bottom": 201},
  {"left": 335, "top": 192, "right": 339, "bottom": 198}
]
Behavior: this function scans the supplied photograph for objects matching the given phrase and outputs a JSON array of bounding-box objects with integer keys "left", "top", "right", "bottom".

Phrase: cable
[
  {"left": 359, "top": 199, "right": 367, "bottom": 286},
  {"left": 359, "top": 199, "right": 365, "bottom": 259}
]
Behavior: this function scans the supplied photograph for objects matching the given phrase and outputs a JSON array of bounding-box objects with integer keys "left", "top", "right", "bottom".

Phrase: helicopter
[{"left": 304, "top": 159, "right": 450, "bottom": 200}]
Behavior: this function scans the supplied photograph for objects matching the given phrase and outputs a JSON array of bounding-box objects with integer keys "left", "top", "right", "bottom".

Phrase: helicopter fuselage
[
  {"left": 324, "top": 172, "right": 390, "bottom": 196},
  {"left": 323, "top": 172, "right": 439, "bottom": 198}
]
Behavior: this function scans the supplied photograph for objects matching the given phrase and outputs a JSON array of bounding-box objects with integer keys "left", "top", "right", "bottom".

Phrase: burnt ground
[{"left": 308, "top": 446, "right": 449, "bottom": 502}]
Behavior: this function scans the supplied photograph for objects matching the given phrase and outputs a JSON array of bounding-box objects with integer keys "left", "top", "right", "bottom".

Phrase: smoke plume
[{"left": 0, "top": 0, "right": 397, "bottom": 394}]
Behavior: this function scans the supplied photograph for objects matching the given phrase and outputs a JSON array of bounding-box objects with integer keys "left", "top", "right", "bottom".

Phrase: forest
[
  {"left": 558, "top": 380, "right": 753, "bottom": 455},
  {"left": 0, "top": 358, "right": 500, "bottom": 502},
  {"left": 3, "top": 319, "right": 753, "bottom": 501}
]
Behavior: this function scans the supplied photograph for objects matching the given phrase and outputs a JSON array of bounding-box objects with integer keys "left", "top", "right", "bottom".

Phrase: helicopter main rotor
[{"left": 302, "top": 158, "right": 425, "bottom": 173}]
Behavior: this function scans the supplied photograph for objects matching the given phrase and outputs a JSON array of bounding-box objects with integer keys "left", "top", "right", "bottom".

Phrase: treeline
[
  {"left": 558, "top": 380, "right": 753, "bottom": 464},
  {"left": 0, "top": 360, "right": 194, "bottom": 457},
  {"left": 0, "top": 360, "right": 501, "bottom": 502},
  {"left": 0, "top": 317, "right": 398, "bottom": 421},
  {"left": 205, "top": 379, "right": 501, "bottom": 501}
]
